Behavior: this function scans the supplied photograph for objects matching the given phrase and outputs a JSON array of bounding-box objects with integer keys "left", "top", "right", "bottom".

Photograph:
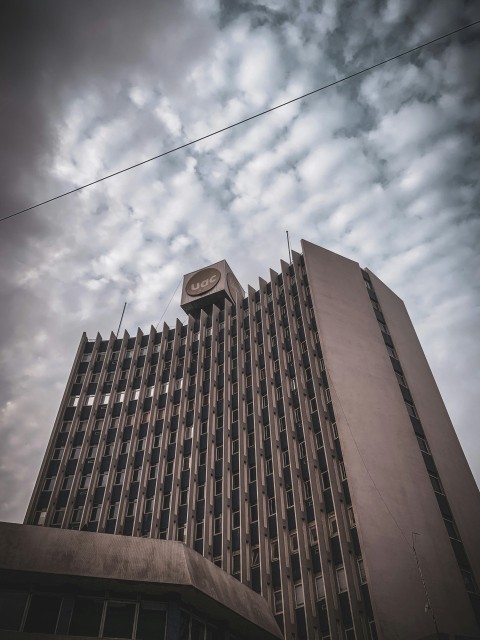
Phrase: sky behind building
[{"left": 1, "top": 0, "right": 479, "bottom": 524}]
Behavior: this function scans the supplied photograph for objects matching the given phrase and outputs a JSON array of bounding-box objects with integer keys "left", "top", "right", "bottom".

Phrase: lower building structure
[{"left": 17, "top": 240, "right": 480, "bottom": 639}]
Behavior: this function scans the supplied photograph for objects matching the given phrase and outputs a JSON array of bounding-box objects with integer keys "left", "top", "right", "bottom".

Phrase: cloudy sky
[{"left": 1, "top": 0, "right": 479, "bottom": 524}]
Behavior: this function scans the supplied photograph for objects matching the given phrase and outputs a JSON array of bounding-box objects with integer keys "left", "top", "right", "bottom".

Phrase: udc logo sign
[{"left": 186, "top": 267, "right": 221, "bottom": 296}]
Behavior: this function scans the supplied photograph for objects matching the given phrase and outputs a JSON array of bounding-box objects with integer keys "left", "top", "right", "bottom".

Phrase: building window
[
  {"left": 294, "top": 582, "right": 304, "bottom": 607},
  {"left": 195, "top": 522, "right": 204, "bottom": 540},
  {"left": 149, "top": 465, "right": 159, "bottom": 479},
  {"left": 315, "top": 574, "right": 325, "bottom": 600},
  {"left": 69, "top": 395, "right": 80, "bottom": 407},
  {"left": 290, "top": 531, "right": 299, "bottom": 553},
  {"left": 197, "top": 484, "right": 205, "bottom": 501},
  {"left": 80, "top": 475, "right": 91, "bottom": 489},
  {"left": 357, "top": 557, "right": 367, "bottom": 583},
  {"left": 321, "top": 471, "right": 330, "bottom": 490},
  {"left": 339, "top": 461, "right": 347, "bottom": 481},
  {"left": 52, "top": 447, "right": 64, "bottom": 460},
  {"left": 52, "top": 508, "right": 64, "bottom": 526},
  {"left": 163, "top": 494, "right": 171, "bottom": 510},
  {"left": 266, "top": 458, "right": 273, "bottom": 476},
  {"left": 274, "top": 589, "right": 283, "bottom": 614},
  {"left": 249, "top": 466, "right": 256, "bottom": 483},
  {"left": 199, "top": 451, "right": 207, "bottom": 466},
  {"left": 132, "top": 468, "right": 141, "bottom": 482},
  {"left": 264, "top": 424, "right": 271, "bottom": 440},
  {"left": 443, "top": 517, "right": 460, "bottom": 540},
  {"left": 97, "top": 472, "right": 107, "bottom": 487},
  {"left": 310, "top": 397, "right": 317, "bottom": 413},
  {"left": 386, "top": 345, "right": 398, "bottom": 359},
  {"left": 144, "top": 498, "right": 153, "bottom": 513},
  {"left": 286, "top": 487, "right": 294, "bottom": 508},
  {"left": 298, "top": 441, "right": 306, "bottom": 459},
  {"left": 282, "top": 451, "right": 290, "bottom": 467},
  {"left": 232, "top": 510, "right": 240, "bottom": 529},
  {"left": 71, "top": 507, "right": 83, "bottom": 525},
  {"left": 304, "top": 480, "right": 312, "bottom": 501},
  {"left": 315, "top": 432, "right": 323, "bottom": 449},
  {"left": 169, "top": 431, "right": 177, "bottom": 444},
  {"left": 271, "top": 539, "right": 279, "bottom": 561},
  {"left": 250, "top": 504, "right": 258, "bottom": 522},
  {"left": 216, "top": 445, "right": 223, "bottom": 461},
  {"left": 331, "top": 422, "right": 338, "bottom": 439},
  {"left": 232, "top": 473, "right": 239, "bottom": 489},
  {"left": 137, "top": 438, "right": 145, "bottom": 451},
  {"left": 461, "top": 568, "right": 477, "bottom": 593},
  {"left": 429, "top": 474, "right": 443, "bottom": 494},
  {"left": 395, "top": 372, "right": 408, "bottom": 387},
  {"left": 328, "top": 514, "right": 338, "bottom": 537},
  {"left": 90, "top": 505, "right": 101, "bottom": 522},
  {"left": 416, "top": 435, "right": 429, "bottom": 453},
  {"left": 279, "top": 416, "right": 286, "bottom": 432},
  {"left": 347, "top": 506, "right": 356, "bottom": 528},
  {"left": 62, "top": 475, "right": 73, "bottom": 490},
  {"left": 43, "top": 476, "right": 56, "bottom": 491},
  {"left": 232, "top": 551, "right": 241, "bottom": 578},
  {"left": 200, "top": 420, "right": 208, "bottom": 435},
  {"left": 126, "top": 500, "right": 136, "bottom": 517},
  {"left": 33, "top": 509, "right": 47, "bottom": 526},
  {"left": 108, "top": 503, "right": 119, "bottom": 520},
  {"left": 70, "top": 447, "right": 80, "bottom": 460},
  {"left": 214, "top": 515, "right": 222, "bottom": 535},
  {"left": 100, "top": 393, "right": 110, "bottom": 405},
  {"left": 268, "top": 497, "right": 276, "bottom": 516},
  {"left": 248, "top": 432, "right": 255, "bottom": 448},
  {"left": 336, "top": 566, "right": 347, "bottom": 592},
  {"left": 180, "top": 490, "right": 188, "bottom": 505},
  {"left": 378, "top": 321, "right": 389, "bottom": 334}
]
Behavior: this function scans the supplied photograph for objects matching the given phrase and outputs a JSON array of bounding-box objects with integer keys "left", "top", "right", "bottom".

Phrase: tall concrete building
[{"left": 19, "top": 240, "right": 480, "bottom": 639}]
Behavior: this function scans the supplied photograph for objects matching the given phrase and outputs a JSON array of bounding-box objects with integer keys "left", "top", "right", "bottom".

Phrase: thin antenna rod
[
  {"left": 411, "top": 532, "right": 440, "bottom": 635},
  {"left": 286, "top": 231, "right": 292, "bottom": 263},
  {"left": 116, "top": 302, "right": 127, "bottom": 337}
]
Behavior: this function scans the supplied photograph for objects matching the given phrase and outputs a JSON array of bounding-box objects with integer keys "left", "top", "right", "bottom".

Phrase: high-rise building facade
[{"left": 24, "top": 240, "right": 480, "bottom": 639}]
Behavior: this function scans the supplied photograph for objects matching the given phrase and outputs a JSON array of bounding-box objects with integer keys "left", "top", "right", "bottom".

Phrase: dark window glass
[
  {"left": 24, "top": 593, "right": 62, "bottom": 633},
  {"left": 0, "top": 591, "right": 28, "bottom": 631},
  {"left": 191, "top": 618, "right": 206, "bottom": 640},
  {"left": 137, "top": 601, "right": 167, "bottom": 640},
  {"left": 179, "top": 610, "right": 190, "bottom": 640},
  {"left": 69, "top": 597, "right": 103, "bottom": 636},
  {"left": 103, "top": 601, "right": 135, "bottom": 638}
]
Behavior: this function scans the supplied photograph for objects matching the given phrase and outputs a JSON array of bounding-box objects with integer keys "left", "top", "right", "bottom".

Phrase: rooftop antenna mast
[
  {"left": 286, "top": 230, "right": 292, "bottom": 263},
  {"left": 116, "top": 302, "right": 127, "bottom": 337}
]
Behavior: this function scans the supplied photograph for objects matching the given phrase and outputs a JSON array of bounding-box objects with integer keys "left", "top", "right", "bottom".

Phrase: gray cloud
[{"left": 1, "top": 0, "right": 479, "bottom": 522}]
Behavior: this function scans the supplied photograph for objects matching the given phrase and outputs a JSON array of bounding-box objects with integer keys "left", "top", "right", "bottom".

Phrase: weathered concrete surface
[
  {"left": 302, "top": 240, "right": 479, "bottom": 639},
  {"left": 0, "top": 522, "right": 282, "bottom": 639}
]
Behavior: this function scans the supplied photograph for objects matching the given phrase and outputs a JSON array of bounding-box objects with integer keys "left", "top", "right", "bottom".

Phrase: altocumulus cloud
[{"left": 0, "top": 0, "right": 479, "bottom": 522}]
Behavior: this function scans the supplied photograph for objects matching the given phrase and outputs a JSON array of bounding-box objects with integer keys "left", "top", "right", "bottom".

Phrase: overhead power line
[{"left": 1, "top": 18, "right": 479, "bottom": 224}]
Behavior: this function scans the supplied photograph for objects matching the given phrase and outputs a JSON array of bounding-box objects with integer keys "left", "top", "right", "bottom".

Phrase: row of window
[{"left": 365, "top": 272, "right": 478, "bottom": 596}]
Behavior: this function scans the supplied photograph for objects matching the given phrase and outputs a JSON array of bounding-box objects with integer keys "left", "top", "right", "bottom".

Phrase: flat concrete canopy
[{"left": 0, "top": 522, "right": 282, "bottom": 639}]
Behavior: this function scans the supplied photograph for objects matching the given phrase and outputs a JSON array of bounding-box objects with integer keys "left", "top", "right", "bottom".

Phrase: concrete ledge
[{"left": 0, "top": 522, "right": 282, "bottom": 639}]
